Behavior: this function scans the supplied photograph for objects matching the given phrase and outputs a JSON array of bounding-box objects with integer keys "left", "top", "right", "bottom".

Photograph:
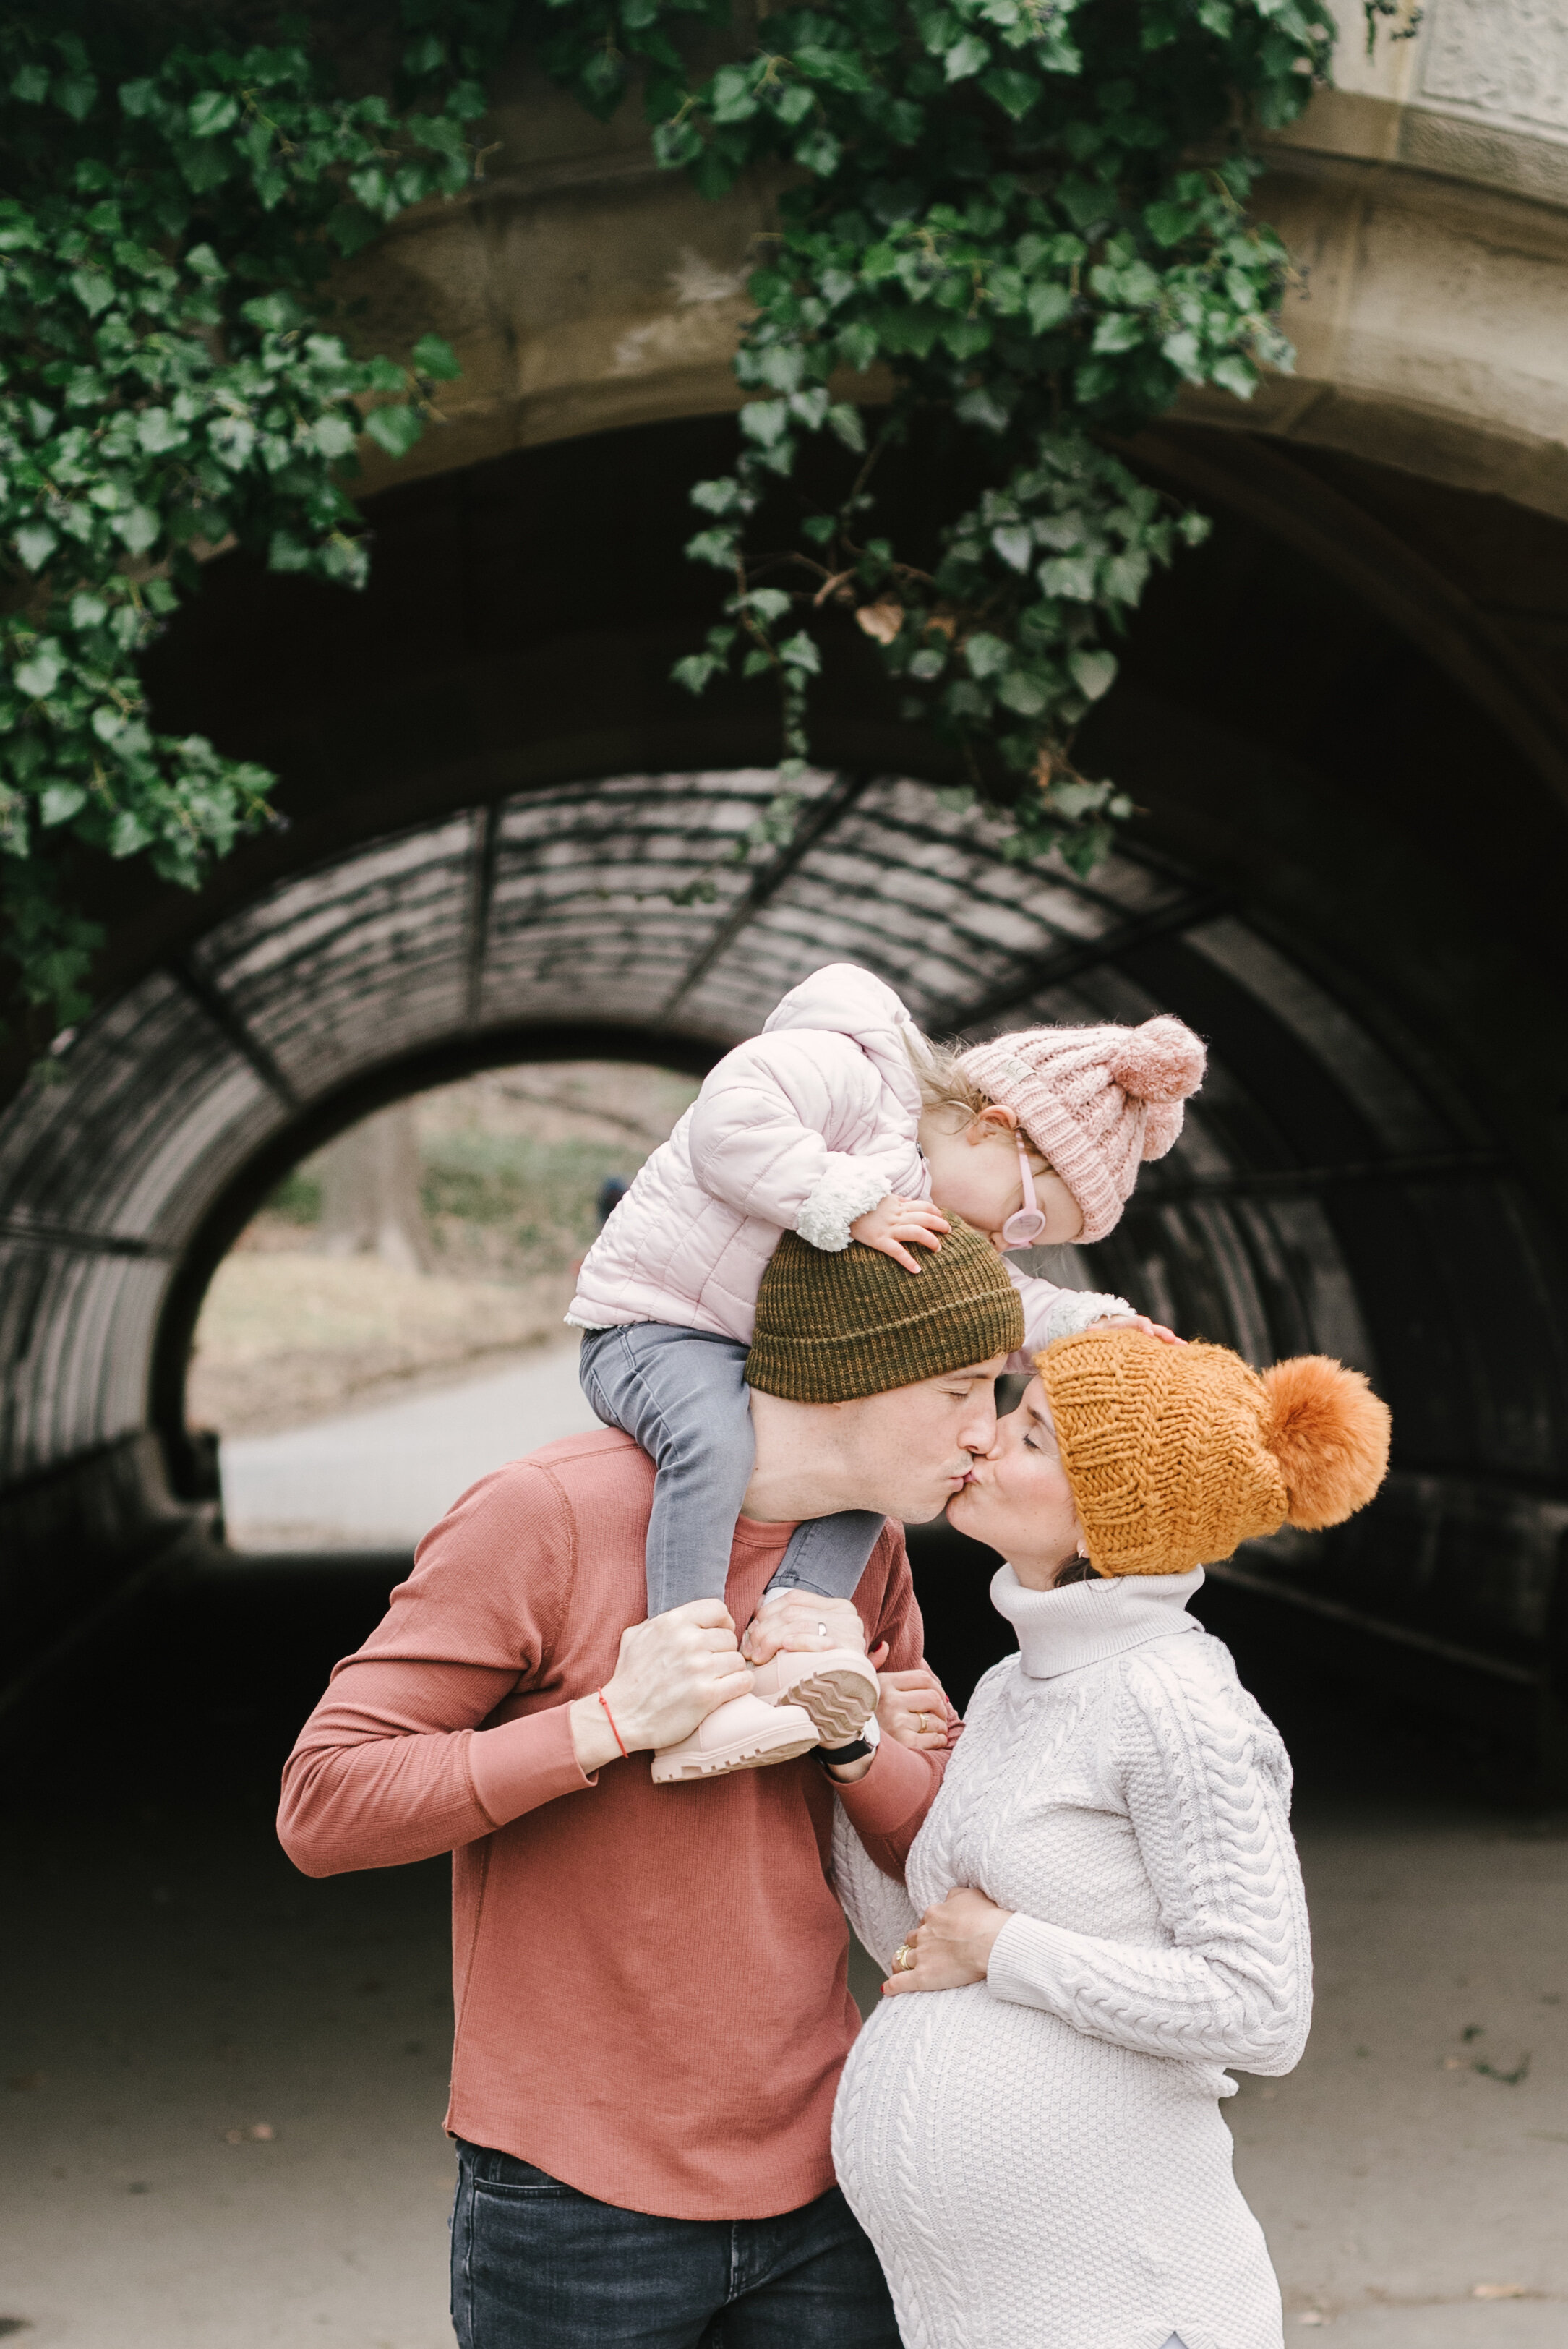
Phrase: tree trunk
[{"left": 316, "top": 1102, "right": 432, "bottom": 1273}]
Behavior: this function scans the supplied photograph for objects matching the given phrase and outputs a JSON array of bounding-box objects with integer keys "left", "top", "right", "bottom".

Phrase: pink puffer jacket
[{"left": 566, "top": 962, "right": 1131, "bottom": 1354}]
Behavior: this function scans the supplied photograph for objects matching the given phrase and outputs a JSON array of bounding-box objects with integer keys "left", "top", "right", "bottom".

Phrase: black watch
[{"left": 813, "top": 1718, "right": 881, "bottom": 1771}]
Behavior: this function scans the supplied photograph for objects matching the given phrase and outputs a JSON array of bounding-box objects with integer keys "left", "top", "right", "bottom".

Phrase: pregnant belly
[{"left": 834, "top": 1985, "right": 1243, "bottom": 2281}]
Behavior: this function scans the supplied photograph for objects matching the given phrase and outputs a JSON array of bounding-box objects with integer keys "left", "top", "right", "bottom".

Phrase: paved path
[
  {"left": 219, "top": 1343, "right": 601, "bottom": 1550},
  {"left": 8, "top": 1374, "right": 1564, "bottom": 2345},
  {"left": 4, "top": 1782, "right": 1563, "bottom": 2345}
]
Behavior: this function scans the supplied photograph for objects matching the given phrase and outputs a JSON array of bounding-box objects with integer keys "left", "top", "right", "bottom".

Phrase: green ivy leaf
[
  {"left": 1038, "top": 550, "right": 1098, "bottom": 599},
  {"left": 1210, "top": 354, "right": 1259, "bottom": 398},
  {"left": 991, "top": 524, "right": 1033, "bottom": 571},
  {"left": 15, "top": 653, "right": 61, "bottom": 698},
  {"left": 996, "top": 670, "right": 1049, "bottom": 716},
  {"left": 836, "top": 322, "right": 879, "bottom": 372},
  {"left": 53, "top": 70, "right": 98, "bottom": 123},
  {"left": 40, "top": 782, "right": 88, "bottom": 827},
  {"left": 1091, "top": 312, "right": 1146, "bottom": 354},
  {"left": 187, "top": 91, "right": 239, "bottom": 138},
  {"left": 114, "top": 506, "right": 160, "bottom": 554},
  {"left": 14, "top": 524, "right": 59, "bottom": 573},
  {"left": 686, "top": 528, "right": 740, "bottom": 568},
  {"left": 964, "top": 631, "right": 1011, "bottom": 679},
  {"left": 69, "top": 269, "right": 115, "bottom": 317},
  {"left": 411, "top": 333, "right": 461, "bottom": 381},
  {"left": 691, "top": 477, "right": 744, "bottom": 515},
  {"left": 792, "top": 127, "right": 841, "bottom": 175},
  {"left": 136, "top": 408, "right": 187, "bottom": 455},
  {"left": 240, "top": 291, "right": 307, "bottom": 335},
  {"left": 792, "top": 46, "right": 875, "bottom": 93},
  {"left": 776, "top": 630, "right": 821, "bottom": 673},
  {"left": 108, "top": 808, "right": 153, "bottom": 857},
  {"left": 1025, "top": 281, "right": 1073, "bottom": 334},
  {"left": 363, "top": 404, "right": 424, "bottom": 458},
  {"left": 742, "top": 588, "right": 792, "bottom": 625},
  {"left": 310, "top": 414, "right": 358, "bottom": 460},
  {"left": 739, "top": 400, "right": 792, "bottom": 450},
  {"left": 1069, "top": 648, "right": 1118, "bottom": 701},
  {"left": 1144, "top": 199, "right": 1197, "bottom": 249},
  {"left": 942, "top": 34, "right": 991, "bottom": 81},
  {"left": 979, "top": 68, "right": 1039, "bottom": 119}
]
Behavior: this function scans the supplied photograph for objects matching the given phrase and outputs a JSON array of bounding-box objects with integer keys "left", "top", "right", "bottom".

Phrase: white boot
[
  {"left": 649, "top": 1693, "right": 819, "bottom": 1785},
  {"left": 747, "top": 1646, "right": 880, "bottom": 1747}
]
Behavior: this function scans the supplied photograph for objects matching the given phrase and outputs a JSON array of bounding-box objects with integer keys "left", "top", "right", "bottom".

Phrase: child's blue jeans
[{"left": 578, "top": 1322, "right": 885, "bottom": 1618}]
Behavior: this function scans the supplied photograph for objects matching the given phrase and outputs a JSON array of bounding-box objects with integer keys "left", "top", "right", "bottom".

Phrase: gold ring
[
  {"left": 891, "top": 1943, "right": 914, "bottom": 1972},
  {"left": 914, "top": 1711, "right": 929, "bottom": 1735}
]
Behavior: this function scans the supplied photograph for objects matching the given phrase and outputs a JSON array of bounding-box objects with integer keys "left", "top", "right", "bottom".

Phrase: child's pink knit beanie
[{"left": 957, "top": 1015, "right": 1206, "bottom": 1243}]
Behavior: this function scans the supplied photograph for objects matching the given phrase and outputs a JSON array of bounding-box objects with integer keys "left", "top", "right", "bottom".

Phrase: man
[{"left": 278, "top": 1223, "right": 1023, "bottom": 2347}]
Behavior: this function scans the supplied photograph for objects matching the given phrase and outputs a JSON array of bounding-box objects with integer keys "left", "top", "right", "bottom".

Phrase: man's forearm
[
  {"left": 278, "top": 1687, "right": 594, "bottom": 1877},
  {"left": 835, "top": 1736, "right": 946, "bottom": 1879}
]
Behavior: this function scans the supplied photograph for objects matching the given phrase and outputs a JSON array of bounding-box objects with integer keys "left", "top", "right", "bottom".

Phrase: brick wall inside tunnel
[{"left": 5, "top": 416, "right": 1568, "bottom": 1769}]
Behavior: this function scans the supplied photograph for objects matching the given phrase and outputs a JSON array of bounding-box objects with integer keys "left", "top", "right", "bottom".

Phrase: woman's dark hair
[{"left": 1053, "top": 1557, "right": 1102, "bottom": 1587}]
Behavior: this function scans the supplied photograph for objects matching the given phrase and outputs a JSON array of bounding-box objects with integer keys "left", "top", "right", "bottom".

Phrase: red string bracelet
[{"left": 596, "top": 1687, "right": 628, "bottom": 1759}]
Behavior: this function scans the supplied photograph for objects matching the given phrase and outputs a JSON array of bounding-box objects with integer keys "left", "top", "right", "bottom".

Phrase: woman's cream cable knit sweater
[{"left": 831, "top": 1567, "right": 1311, "bottom": 2349}]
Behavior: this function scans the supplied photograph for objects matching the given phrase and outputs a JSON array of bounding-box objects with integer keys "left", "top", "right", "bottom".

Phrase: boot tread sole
[
  {"left": 651, "top": 1729, "right": 818, "bottom": 1784},
  {"left": 785, "top": 1666, "right": 878, "bottom": 1746}
]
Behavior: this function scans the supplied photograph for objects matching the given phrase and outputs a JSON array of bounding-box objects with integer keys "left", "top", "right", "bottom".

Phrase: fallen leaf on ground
[{"left": 1473, "top": 2284, "right": 1529, "bottom": 2300}]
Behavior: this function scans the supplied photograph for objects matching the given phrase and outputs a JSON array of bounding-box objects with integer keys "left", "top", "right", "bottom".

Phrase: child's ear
[{"left": 969, "top": 1103, "right": 1019, "bottom": 1144}]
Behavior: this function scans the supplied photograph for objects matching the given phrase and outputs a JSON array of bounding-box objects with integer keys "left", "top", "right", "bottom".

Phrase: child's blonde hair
[
  {"left": 907, "top": 1032, "right": 994, "bottom": 1125},
  {"left": 907, "top": 1031, "right": 1053, "bottom": 1165}
]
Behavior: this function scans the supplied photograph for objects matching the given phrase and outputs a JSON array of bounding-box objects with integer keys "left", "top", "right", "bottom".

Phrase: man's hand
[
  {"left": 876, "top": 1666, "right": 950, "bottom": 1753},
  {"left": 569, "top": 1601, "right": 751, "bottom": 1773},
  {"left": 881, "top": 1887, "right": 1013, "bottom": 1997},
  {"left": 1100, "top": 1312, "right": 1185, "bottom": 1347},
  {"left": 849, "top": 1194, "right": 950, "bottom": 1275},
  {"left": 741, "top": 1590, "right": 868, "bottom": 1666}
]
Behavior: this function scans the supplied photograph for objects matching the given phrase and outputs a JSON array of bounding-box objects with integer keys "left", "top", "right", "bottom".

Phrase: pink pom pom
[{"left": 1108, "top": 1015, "right": 1206, "bottom": 1107}]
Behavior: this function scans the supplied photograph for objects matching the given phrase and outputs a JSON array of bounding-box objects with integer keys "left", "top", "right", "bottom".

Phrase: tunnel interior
[{"left": 4, "top": 414, "right": 1568, "bottom": 1772}]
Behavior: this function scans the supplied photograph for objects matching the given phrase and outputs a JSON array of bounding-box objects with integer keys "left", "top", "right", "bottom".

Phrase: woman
[{"left": 831, "top": 1326, "right": 1391, "bottom": 2349}]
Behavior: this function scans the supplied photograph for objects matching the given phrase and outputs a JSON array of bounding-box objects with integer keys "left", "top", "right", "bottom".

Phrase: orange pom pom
[{"left": 1259, "top": 1356, "right": 1391, "bottom": 1531}]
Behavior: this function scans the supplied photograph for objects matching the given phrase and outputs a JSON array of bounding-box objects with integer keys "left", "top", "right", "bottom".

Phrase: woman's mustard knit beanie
[{"left": 1037, "top": 1326, "right": 1391, "bottom": 1576}]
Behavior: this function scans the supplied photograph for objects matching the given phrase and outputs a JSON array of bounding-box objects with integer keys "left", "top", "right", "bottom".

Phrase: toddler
[{"left": 570, "top": 962, "right": 1204, "bottom": 1782}]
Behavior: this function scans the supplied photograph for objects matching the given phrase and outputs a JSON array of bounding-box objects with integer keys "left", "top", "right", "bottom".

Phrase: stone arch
[{"left": 3, "top": 411, "right": 1567, "bottom": 1766}]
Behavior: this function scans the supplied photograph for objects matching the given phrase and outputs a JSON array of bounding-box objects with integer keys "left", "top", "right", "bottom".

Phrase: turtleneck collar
[{"left": 990, "top": 1562, "right": 1204, "bottom": 1680}]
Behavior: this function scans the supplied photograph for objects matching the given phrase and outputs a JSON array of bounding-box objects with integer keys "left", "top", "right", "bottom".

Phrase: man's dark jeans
[{"left": 450, "top": 2140, "right": 901, "bottom": 2348}]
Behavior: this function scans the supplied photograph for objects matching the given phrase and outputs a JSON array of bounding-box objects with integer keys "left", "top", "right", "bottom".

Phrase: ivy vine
[
  {"left": 541, "top": 0, "right": 1334, "bottom": 881},
  {"left": 0, "top": 1, "right": 514, "bottom": 1043},
  {"left": 0, "top": 0, "right": 1337, "bottom": 1041}
]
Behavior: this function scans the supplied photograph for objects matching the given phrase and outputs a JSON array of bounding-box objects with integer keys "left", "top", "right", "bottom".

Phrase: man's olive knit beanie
[{"left": 746, "top": 1218, "right": 1024, "bottom": 1404}]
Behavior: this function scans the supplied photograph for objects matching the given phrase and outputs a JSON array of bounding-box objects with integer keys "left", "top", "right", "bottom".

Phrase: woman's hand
[
  {"left": 876, "top": 1666, "right": 951, "bottom": 1753},
  {"left": 1101, "top": 1312, "right": 1186, "bottom": 1347},
  {"left": 849, "top": 1194, "right": 950, "bottom": 1275},
  {"left": 882, "top": 1888, "right": 1014, "bottom": 1997}
]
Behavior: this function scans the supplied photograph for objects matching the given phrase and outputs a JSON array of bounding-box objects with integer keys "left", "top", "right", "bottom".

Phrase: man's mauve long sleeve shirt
[{"left": 277, "top": 1426, "right": 951, "bottom": 2220}]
